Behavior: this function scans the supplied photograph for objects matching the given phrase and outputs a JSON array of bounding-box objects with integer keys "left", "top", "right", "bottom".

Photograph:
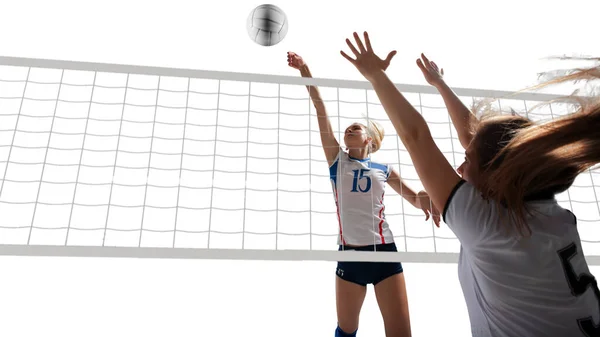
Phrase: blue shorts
[{"left": 335, "top": 242, "right": 403, "bottom": 286}]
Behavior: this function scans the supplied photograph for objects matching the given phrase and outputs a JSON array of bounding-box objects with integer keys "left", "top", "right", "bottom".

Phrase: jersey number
[
  {"left": 351, "top": 169, "right": 371, "bottom": 193},
  {"left": 558, "top": 242, "right": 600, "bottom": 336}
]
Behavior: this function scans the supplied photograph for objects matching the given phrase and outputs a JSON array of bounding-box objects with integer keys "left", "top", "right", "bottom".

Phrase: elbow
[
  {"left": 457, "top": 130, "right": 474, "bottom": 149},
  {"left": 400, "top": 127, "right": 430, "bottom": 149}
]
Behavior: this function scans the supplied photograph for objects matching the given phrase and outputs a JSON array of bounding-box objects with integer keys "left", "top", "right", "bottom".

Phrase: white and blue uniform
[
  {"left": 329, "top": 151, "right": 393, "bottom": 246},
  {"left": 444, "top": 180, "right": 600, "bottom": 337},
  {"left": 330, "top": 150, "right": 405, "bottom": 337}
]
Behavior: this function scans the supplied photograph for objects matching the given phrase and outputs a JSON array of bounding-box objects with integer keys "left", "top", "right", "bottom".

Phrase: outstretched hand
[
  {"left": 340, "top": 32, "right": 396, "bottom": 81},
  {"left": 417, "top": 190, "right": 441, "bottom": 227},
  {"left": 417, "top": 53, "right": 444, "bottom": 87},
  {"left": 287, "top": 52, "right": 306, "bottom": 70}
]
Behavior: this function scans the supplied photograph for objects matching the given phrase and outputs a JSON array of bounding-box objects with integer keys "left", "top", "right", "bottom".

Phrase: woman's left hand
[{"left": 417, "top": 190, "right": 441, "bottom": 228}]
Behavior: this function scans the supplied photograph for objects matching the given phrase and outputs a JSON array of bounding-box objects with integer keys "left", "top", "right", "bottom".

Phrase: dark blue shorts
[{"left": 335, "top": 242, "right": 403, "bottom": 287}]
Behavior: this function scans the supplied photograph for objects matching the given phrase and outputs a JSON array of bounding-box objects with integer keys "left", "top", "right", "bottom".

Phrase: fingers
[
  {"left": 385, "top": 50, "right": 397, "bottom": 64},
  {"left": 353, "top": 32, "right": 366, "bottom": 53},
  {"left": 426, "top": 209, "right": 441, "bottom": 227},
  {"left": 419, "top": 54, "right": 445, "bottom": 78},
  {"left": 417, "top": 55, "right": 434, "bottom": 76},
  {"left": 340, "top": 50, "right": 356, "bottom": 64},
  {"left": 429, "top": 58, "right": 443, "bottom": 75},
  {"left": 416, "top": 58, "right": 427, "bottom": 73},
  {"left": 345, "top": 38, "right": 360, "bottom": 58},
  {"left": 421, "top": 53, "right": 431, "bottom": 67},
  {"left": 421, "top": 53, "right": 439, "bottom": 72},
  {"left": 424, "top": 209, "right": 441, "bottom": 227},
  {"left": 432, "top": 207, "right": 441, "bottom": 227},
  {"left": 363, "top": 31, "right": 373, "bottom": 52},
  {"left": 380, "top": 50, "right": 396, "bottom": 71},
  {"left": 287, "top": 51, "right": 300, "bottom": 68}
]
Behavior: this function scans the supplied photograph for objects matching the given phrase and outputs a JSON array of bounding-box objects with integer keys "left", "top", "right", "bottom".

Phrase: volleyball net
[{"left": 0, "top": 56, "right": 598, "bottom": 263}]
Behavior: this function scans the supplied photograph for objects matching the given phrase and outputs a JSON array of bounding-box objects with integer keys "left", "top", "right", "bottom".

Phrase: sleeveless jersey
[
  {"left": 444, "top": 180, "right": 600, "bottom": 337},
  {"left": 329, "top": 151, "right": 393, "bottom": 246}
]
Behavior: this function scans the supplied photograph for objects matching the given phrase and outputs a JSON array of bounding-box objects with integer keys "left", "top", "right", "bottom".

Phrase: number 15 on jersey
[{"left": 351, "top": 169, "right": 371, "bottom": 193}]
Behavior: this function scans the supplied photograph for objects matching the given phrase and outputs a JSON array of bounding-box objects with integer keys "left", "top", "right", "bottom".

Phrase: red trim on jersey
[
  {"left": 378, "top": 192, "right": 385, "bottom": 244},
  {"left": 334, "top": 188, "right": 346, "bottom": 245}
]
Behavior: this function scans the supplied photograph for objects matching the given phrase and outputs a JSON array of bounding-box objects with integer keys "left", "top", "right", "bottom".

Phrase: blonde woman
[{"left": 287, "top": 51, "right": 439, "bottom": 337}]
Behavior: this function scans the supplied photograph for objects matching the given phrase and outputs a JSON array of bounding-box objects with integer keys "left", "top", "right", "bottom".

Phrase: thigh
[
  {"left": 336, "top": 272, "right": 367, "bottom": 334},
  {"left": 374, "top": 272, "right": 412, "bottom": 337}
]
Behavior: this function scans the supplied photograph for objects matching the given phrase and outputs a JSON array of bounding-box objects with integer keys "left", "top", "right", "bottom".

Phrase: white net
[{"left": 0, "top": 56, "right": 598, "bottom": 263}]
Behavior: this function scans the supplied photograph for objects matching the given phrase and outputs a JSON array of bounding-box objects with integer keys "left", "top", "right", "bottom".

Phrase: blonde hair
[{"left": 363, "top": 120, "right": 384, "bottom": 153}]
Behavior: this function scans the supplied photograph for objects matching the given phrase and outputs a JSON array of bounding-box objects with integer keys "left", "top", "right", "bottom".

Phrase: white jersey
[
  {"left": 329, "top": 151, "right": 393, "bottom": 246},
  {"left": 444, "top": 180, "right": 600, "bottom": 337}
]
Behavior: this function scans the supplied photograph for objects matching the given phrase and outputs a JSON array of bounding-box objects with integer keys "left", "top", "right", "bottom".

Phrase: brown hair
[{"left": 470, "top": 61, "right": 600, "bottom": 235}]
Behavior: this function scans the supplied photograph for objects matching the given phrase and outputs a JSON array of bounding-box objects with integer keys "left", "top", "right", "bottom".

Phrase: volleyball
[{"left": 246, "top": 4, "right": 288, "bottom": 47}]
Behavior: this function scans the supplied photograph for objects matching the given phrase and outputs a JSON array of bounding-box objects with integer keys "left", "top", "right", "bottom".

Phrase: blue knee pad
[{"left": 335, "top": 325, "right": 357, "bottom": 337}]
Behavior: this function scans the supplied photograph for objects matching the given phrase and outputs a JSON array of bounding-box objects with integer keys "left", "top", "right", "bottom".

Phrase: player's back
[
  {"left": 462, "top": 198, "right": 600, "bottom": 337},
  {"left": 445, "top": 181, "right": 600, "bottom": 336}
]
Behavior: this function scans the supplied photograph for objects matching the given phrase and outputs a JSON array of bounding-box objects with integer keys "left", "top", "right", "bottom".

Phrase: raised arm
[
  {"left": 287, "top": 52, "right": 339, "bottom": 166},
  {"left": 416, "top": 54, "right": 477, "bottom": 150},
  {"left": 340, "top": 32, "right": 461, "bottom": 213}
]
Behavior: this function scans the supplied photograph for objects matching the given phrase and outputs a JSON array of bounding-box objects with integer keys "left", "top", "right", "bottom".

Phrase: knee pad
[{"left": 335, "top": 325, "right": 357, "bottom": 337}]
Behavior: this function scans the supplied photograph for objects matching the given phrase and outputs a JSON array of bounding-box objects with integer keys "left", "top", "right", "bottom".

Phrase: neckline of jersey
[{"left": 348, "top": 154, "right": 370, "bottom": 162}]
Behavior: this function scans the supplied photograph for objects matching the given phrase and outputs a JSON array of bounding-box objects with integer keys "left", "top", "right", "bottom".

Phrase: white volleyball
[{"left": 246, "top": 4, "right": 288, "bottom": 47}]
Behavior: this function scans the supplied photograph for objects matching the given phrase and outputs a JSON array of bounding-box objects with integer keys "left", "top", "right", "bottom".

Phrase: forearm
[
  {"left": 435, "top": 81, "right": 477, "bottom": 148},
  {"left": 369, "top": 70, "right": 431, "bottom": 144},
  {"left": 298, "top": 65, "right": 325, "bottom": 107},
  {"left": 399, "top": 182, "right": 420, "bottom": 208},
  {"left": 297, "top": 64, "right": 337, "bottom": 152}
]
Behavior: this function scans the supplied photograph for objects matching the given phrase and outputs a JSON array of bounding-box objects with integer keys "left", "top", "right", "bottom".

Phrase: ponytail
[{"left": 364, "top": 120, "right": 384, "bottom": 153}]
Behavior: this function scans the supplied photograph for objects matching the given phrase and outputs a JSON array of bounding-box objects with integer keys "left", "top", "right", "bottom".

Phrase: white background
[{"left": 0, "top": 0, "right": 599, "bottom": 336}]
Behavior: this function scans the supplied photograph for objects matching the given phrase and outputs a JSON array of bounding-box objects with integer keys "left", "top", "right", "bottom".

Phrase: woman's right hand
[
  {"left": 287, "top": 52, "right": 306, "bottom": 70},
  {"left": 340, "top": 32, "right": 396, "bottom": 83},
  {"left": 417, "top": 53, "right": 445, "bottom": 87}
]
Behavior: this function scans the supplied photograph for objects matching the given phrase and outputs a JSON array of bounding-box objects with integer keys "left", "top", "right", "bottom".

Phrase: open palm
[
  {"left": 417, "top": 53, "right": 444, "bottom": 87},
  {"left": 340, "top": 32, "right": 396, "bottom": 81}
]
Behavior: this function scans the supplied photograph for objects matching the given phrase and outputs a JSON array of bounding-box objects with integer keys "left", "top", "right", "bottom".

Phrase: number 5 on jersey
[
  {"left": 558, "top": 242, "right": 600, "bottom": 336},
  {"left": 351, "top": 169, "right": 371, "bottom": 193}
]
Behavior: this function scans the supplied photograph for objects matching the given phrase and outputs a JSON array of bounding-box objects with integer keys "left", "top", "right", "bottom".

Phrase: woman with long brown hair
[{"left": 341, "top": 31, "right": 600, "bottom": 336}]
